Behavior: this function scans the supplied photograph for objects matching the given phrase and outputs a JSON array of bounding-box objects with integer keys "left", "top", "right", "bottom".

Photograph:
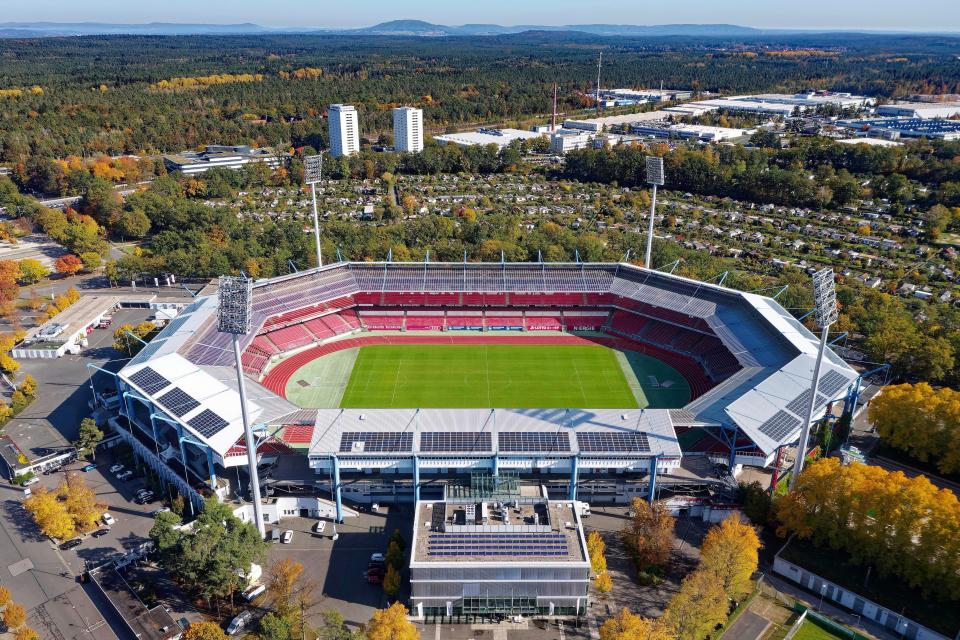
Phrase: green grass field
[
  {"left": 284, "top": 343, "right": 691, "bottom": 409},
  {"left": 793, "top": 621, "right": 845, "bottom": 640}
]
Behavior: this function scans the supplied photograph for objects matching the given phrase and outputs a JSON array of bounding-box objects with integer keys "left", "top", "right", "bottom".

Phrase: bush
[
  {"left": 0, "top": 586, "right": 10, "bottom": 606},
  {"left": 11, "top": 471, "right": 35, "bottom": 487},
  {"left": 4, "top": 602, "right": 26, "bottom": 629}
]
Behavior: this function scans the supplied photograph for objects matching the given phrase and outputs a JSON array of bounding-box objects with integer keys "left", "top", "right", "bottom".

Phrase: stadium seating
[
  {"left": 562, "top": 312, "right": 606, "bottom": 331},
  {"left": 525, "top": 315, "right": 563, "bottom": 331},
  {"left": 304, "top": 318, "right": 335, "bottom": 340},
  {"left": 609, "top": 311, "right": 649, "bottom": 336},
  {"left": 360, "top": 315, "right": 405, "bottom": 330},
  {"left": 406, "top": 315, "right": 445, "bottom": 331},
  {"left": 265, "top": 325, "right": 313, "bottom": 352},
  {"left": 485, "top": 315, "right": 525, "bottom": 329}
]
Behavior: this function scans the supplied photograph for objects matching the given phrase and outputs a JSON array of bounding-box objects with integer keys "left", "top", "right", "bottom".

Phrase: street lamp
[
  {"left": 304, "top": 153, "right": 324, "bottom": 268},
  {"left": 818, "top": 583, "right": 828, "bottom": 611},
  {"left": 644, "top": 156, "right": 665, "bottom": 269},
  {"left": 218, "top": 276, "right": 266, "bottom": 538},
  {"left": 790, "top": 267, "right": 838, "bottom": 490}
]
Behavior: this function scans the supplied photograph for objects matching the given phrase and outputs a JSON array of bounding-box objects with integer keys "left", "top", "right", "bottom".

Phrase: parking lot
[{"left": 263, "top": 504, "right": 413, "bottom": 631}]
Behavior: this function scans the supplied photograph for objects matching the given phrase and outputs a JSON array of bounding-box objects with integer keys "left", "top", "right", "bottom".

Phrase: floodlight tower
[
  {"left": 644, "top": 156, "right": 665, "bottom": 269},
  {"left": 790, "top": 267, "right": 838, "bottom": 490},
  {"left": 218, "top": 276, "right": 266, "bottom": 538},
  {"left": 304, "top": 153, "right": 324, "bottom": 268}
]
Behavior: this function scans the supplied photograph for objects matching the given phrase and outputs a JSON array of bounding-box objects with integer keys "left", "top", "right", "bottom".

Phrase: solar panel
[
  {"left": 787, "top": 389, "right": 832, "bottom": 416},
  {"left": 129, "top": 338, "right": 167, "bottom": 366},
  {"left": 420, "top": 432, "right": 492, "bottom": 453},
  {"left": 162, "top": 314, "right": 191, "bottom": 336},
  {"left": 758, "top": 410, "right": 801, "bottom": 442},
  {"left": 818, "top": 370, "right": 850, "bottom": 398},
  {"left": 339, "top": 432, "right": 413, "bottom": 453},
  {"left": 576, "top": 432, "right": 650, "bottom": 453},
  {"left": 498, "top": 432, "right": 570, "bottom": 453},
  {"left": 187, "top": 409, "right": 230, "bottom": 438},
  {"left": 425, "top": 532, "right": 569, "bottom": 557},
  {"left": 157, "top": 388, "right": 200, "bottom": 418},
  {"left": 128, "top": 367, "right": 170, "bottom": 395}
]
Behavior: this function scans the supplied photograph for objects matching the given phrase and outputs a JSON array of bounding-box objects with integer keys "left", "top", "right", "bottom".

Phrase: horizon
[{"left": 3, "top": 0, "right": 959, "bottom": 32}]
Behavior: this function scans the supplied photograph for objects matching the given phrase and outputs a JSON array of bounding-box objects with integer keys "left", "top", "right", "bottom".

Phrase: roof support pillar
[
  {"left": 206, "top": 447, "right": 217, "bottom": 490},
  {"left": 413, "top": 455, "right": 420, "bottom": 502},
  {"left": 492, "top": 452, "right": 499, "bottom": 477},
  {"left": 647, "top": 455, "right": 659, "bottom": 503},
  {"left": 568, "top": 455, "right": 579, "bottom": 501},
  {"left": 332, "top": 455, "right": 343, "bottom": 524}
]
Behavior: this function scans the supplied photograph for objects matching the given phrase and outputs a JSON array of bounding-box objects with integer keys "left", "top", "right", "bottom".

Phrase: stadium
[{"left": 103, "top": 261, "right": 860, "bottom": 520}]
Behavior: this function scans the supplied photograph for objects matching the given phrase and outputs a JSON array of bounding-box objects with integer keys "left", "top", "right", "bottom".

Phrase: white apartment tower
[
  {"left": 393, "top": 107, "right": 424, "bottom": 153},
  {"left": 328, "top": 104, "right": 360, "bottom": 157}
]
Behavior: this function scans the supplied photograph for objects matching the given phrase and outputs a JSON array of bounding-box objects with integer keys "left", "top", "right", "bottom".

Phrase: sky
[{"left": 3, "top": 0, "right": 959, "bottom": 32}]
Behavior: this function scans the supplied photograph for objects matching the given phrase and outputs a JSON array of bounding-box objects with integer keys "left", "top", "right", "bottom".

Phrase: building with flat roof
[
  {"left": 409, "top": 485, "right": 590, "bottom": 618},
  {"left": 163, "top": 145, "right": 287, "bottom": 175},
  {"left": 631, "top": 122, "right": 754, "bottom": 142},
  {"left": 686, "top": 92, "right": 874, "bottom": 117},
  {"left": 876, "top": 102, "right": 960, "bottom": 119},
  {"left": 434, "top": 128, "right": 542, "bottom": 149},
  {"left": 329, "top": 104, "right": 360, "bottom": 157},
  {"left": 600, "top": 88, "right": 693, "bottom": 104},
  {"left": 549, "top": 129, "right": 596, "bottom": 154},
  {"left": 836, "top": 118, "right": 960, "bottom": 141},
  {"left": 393, "top": 107, "right": 424, "bottom": 153},
  {"left": 88, "top": 564, "right": 182, "bottom": 640}
]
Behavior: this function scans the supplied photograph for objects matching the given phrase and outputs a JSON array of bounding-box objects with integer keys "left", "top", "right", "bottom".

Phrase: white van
[
  {"left": 227, "top": 610, "right": 253, "bottom": 635},
  {"left": 242, "top": 584, "right": 266, "bottom": 602}
]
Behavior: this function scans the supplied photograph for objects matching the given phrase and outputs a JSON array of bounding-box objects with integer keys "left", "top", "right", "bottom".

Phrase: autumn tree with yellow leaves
[
  {"left": 868, "top": 382, "right": 960, "bottom": 474},
  {"left": 698, "top": 516, "right": 760, "bottom": 603},
  {"left": 600, "top": 608, "right": 674, "bottom": 640},
  {"left": 23, "top": 473, "right": 106, "bottom": 540},
  {"left": 776, "top": 458, "right": 960, "bottom": 598},
  {"left": 364, "top": 602, "right": 419, "bottom": 640},
  {"left": 663, "top": 570, "right": 728, "bottom": 640},
  {"left": 622, "top": 498, "right": 675, "bottom": 572}
]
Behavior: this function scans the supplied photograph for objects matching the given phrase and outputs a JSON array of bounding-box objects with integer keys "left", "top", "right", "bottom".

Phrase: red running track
[{"left": 261, "top": 332, "right": 712, "bottom": 401}]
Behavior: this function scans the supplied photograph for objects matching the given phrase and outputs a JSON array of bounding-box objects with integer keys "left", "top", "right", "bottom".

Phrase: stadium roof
[{"left": 119, "top": 261, "right": 859, "bottom": 459}]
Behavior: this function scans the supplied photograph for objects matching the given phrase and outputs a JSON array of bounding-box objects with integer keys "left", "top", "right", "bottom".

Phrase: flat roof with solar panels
[{"left": 412, "top": 498, "right": 586, "bottom": 564}]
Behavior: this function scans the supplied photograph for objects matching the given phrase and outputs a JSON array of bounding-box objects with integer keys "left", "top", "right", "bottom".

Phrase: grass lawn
[
  {"left": 793, "top": 621, "right": 843, "bottom": 640},
  {"left": 338, "top": 343, "right": 644, "bottom": 409}
]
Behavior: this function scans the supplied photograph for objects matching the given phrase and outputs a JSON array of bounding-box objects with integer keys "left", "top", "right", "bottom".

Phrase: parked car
[
  {"left": 116, "top": 470, "right": 133, "bottom": 481},
  {"left": 370, "top": 552, "right": 385, "bottom": 563},
  {"left": 270, "top": 528, "right": 281, "bottom": 543},
  {"left": 59, "top": 538, "right": 82, "bottom": 550},
  {"left": 313, "top": 521, "right": 326, "bottom": 535},
  {"left": 102, "top": 513, "right": 115, "bottom": 526},
  {"left": 109, "top": 464, "right": 124, "bottom": 474},
  {"left": 92, "top": 528, "right": 110, "bottom": 538},
  {"left": 226, "top": 611, "right": 253, "bottom": 636},
  {"left": 242, "top": 584, "right": 266, "bottom": 602},
  {"left": 150, "top": 507, "right": 171, "bottom": 516},
  {"left": 81, "top": 464, "right": 97, "bottom": 472},
  {"left": 281, "top": 530, "right": 293, "bottom": 544},
  {"left": 22, "top": 476, "right": 40, "bottom": 487},
  {"left": 366, "top": 567, "right": 385, "bottom": 584}
]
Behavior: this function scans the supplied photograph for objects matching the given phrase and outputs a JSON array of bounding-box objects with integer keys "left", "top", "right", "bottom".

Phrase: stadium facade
[{"left": 91, "top": 261, "right": 860, "bottom": 520}]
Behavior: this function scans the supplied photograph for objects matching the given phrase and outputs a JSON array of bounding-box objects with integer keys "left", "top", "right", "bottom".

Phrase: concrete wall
[{"left": 772, "top": 548, "right": 948, "bottom": 640}]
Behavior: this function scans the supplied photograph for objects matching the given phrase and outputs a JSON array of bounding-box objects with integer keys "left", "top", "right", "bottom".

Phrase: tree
[
  {"left": 61, "top": 472, "right": 106, "bottom": 533},
  {"left": 698, "top": 516, "right": 760, "bottom": 602},
  {"left": 24, "top": 485, "right": 75, "bottom": 540},
  {"left": 114, "top": 208, "right": 151, "bottom": 239},
  {"left": 149, "top": 510, "right": 183, "bottom": 564},
  {"left": 75, "top": 417, "right": 104, "bottom": 460},
  {"left": 14, "top": 629, "right": 39, "bottom": 640},
  {"left": 54, "top": 254, "right": 83, "bottom": 276},
  {"left": 80, "top": 252, "right": 102, "bottom": 272},
  {"left": 316, "top": 610, "right": 363, "bottom": 640},
  {"left": 868, "top": 383, "right": 960, "bottom": 474},
  {"left": 17, "top": 259, "right": 48, "bottom": 285},
  {"left": 0, "top": 353, "right": 19, "bottom": 375},
  {"left": 382, "top": 563, "right": 401, "bottom": 598},
  {"left": 3, "top": 603, "right": 26, "bottom": 629},
  {"left": 0, "top": 586, "right": 10, "bottom": 606},
  {"left": 664, "top": 570, "right": 729, "bottom": 640},
  {"left": 183, "top": 621, "right": 229, "bottom": 640},
  {"left": 385, "top": 540, "right": 405, "bottom": 570},
  {"left": 258, "top": 612, "right": 295, "bottom": 640},
  {"left": 364, "top": 603, "right": 418, "bottom": 640},
  {"left": 600, "top": 609, "right": 674, "bottom": 640},
  {"left": 595, "top": 571, "right": 613, "bottom": 594},
  {"left": 19, "top": 374, "right": 37, "bottom": 397},
  {"left": 267, "top": 559, "right": 304, "bottom": 613},
  {"left": 622, "top": 498, "right": 675, "bottom": 570}
]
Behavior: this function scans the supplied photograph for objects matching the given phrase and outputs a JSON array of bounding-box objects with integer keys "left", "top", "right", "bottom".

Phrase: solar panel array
[
  {"left": 818, "top": 370, "right": 850, "bottom": 397},
  {"left": 339, "top": 432, "right": 413, "bottom": 453},
  {"left": 162, "top": 314, "right": 191, "bottom": 336},
  {"left": 420, "top": 432, "right": 492, "bottom": 453},
  {"left": 426, "top": 533, "right": 568, "bottom": 557},
  {"left": 128, "top": 367, "right": 170, "bottom": 395},
  {"left": 187, "top": 409, "right": 230, "bottom": 438},
  {"left": 498, "top": 432, "right": 570, "bottom": 453},
  {"left": 785, "top": 389, "right": 829, "bottom": 417},
  {"left": 758, "top": 410, "right": 801, "bottom": 441},
  {"left": 157, "top": 388, "right": 200, "bottom": 418},
  {"left": 128, "top": 338, "right": 167, "bottom": 366},
  {"left": 577, "top": 432, "right": 650, "bottom": 453}
]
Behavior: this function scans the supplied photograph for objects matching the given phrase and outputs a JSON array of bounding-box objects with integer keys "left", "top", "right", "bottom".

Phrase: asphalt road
[{"left": 721, "top": 610, "right": 770, "bottom": 640}]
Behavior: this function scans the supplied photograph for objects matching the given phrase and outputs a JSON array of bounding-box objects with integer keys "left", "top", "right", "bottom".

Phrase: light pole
[
  {"left": 218, "top": 276, "right": 266, "bottom": 538},
  {"left": 644, "top": 156, "right": 664, "bottom": 269},
  {"left": 817, "top": 583, "right": 828, "bottom": 611},
  {"left": 304, "top": 153, "right": 324, "bottom": 268},
  {"left": 790, "top": 267, "right": 838, "bottom": 490}
]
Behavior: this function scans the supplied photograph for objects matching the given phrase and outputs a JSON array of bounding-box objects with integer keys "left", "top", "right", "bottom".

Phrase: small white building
[{"left": 550, "top": 129, "right": 595, "bottom": 154}]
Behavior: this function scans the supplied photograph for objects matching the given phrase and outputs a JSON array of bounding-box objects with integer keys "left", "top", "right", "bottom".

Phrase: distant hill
[{"left": 0, "top": 20, "right": 951, "bottom": 39}]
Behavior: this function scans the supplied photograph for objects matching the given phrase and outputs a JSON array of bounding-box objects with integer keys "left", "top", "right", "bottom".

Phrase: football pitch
[{"left": 284, "top": 343, "right": 691, "bottom": 409}]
